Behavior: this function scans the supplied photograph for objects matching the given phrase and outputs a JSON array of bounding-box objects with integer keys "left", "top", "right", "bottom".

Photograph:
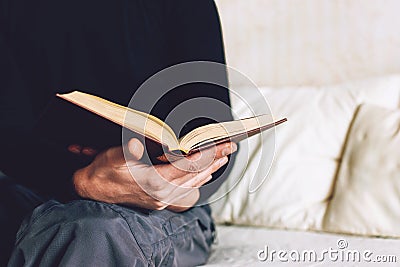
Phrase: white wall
[{"left": 215, "top": 0, "right": 400, "bottom": 87}]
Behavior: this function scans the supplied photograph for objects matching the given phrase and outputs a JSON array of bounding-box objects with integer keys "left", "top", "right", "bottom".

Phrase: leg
[
  {"left": 8, "top": 200, "right": 215, "bottom": 267},
  {"left": 0, "top": 177, "right": 45, "bottom": 266}
]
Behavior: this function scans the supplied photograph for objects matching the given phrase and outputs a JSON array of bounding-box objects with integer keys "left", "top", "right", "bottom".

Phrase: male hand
[{"left": 73, "top": 138, "right": 237, "bottom": 212}]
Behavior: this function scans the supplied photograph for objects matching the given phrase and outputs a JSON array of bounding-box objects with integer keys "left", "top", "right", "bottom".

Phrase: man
[{"left": 0, "top": 0, "right": 236, "bottom": 266}]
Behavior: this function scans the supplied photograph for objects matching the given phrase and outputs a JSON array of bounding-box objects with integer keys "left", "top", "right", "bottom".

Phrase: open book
[{"left": 57, "top": 91, "right": 287, "bottom": 160}]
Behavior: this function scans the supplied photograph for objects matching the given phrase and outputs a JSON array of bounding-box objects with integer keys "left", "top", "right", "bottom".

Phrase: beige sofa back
[{"left": 215, "top": 0, "right": 400, "bottom": 87}]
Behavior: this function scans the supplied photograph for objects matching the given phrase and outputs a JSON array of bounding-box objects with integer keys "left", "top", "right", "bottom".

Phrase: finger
[
  {"left": 106, "top": 139, "right": 144, "bottom": 166},
  {"left": 127, "top": 138, "right": 144, "bottom": 160},
  {"left": 183, "top": 142, "right": 237, "bottom": 167},
  {"left": 181, "top": 143, "right": 220, "bottom": 161},
  {"left": 194, "top": 175, "right": 213, "bottom": 187},
  {"left": 145, "top": 157, "right": 226, "bottom": 207},
  {"left": 68, "top": 144, "right": 82, "bottom": 154},
  {"left": 150, "top": 156, "right": 227, "bottom": 202},
  {"left": 212, "top": 142, "right": 238, "bottom": 158},
  {"left": 82, "top": 147, "right": 97, "bottom": 156},
  {"left": 163, "top": 142, "right": 236, "bottom": 178},
  {"left": 173, "top": 157, "right": 228, "bottom": 187}
]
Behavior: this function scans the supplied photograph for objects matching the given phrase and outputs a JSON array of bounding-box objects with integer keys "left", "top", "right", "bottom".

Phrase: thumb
[{"left": 127, "top": 138, "right": 144, "bottom": 160}]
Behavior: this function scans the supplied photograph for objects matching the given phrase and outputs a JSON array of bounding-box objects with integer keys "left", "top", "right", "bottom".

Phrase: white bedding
[{"left": 204, "top": 225, "right": 400, "bottom": 266}]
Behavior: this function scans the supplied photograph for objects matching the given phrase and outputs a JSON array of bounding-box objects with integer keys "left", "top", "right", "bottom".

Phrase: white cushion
[
  {"left": 211, "top": 75, "right": 400, "bottom": 232},
  {"left": 324, "top": 104, "right": 400, "bottom": 237}
]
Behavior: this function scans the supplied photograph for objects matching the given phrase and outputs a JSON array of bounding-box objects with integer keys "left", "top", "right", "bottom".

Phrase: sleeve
[
  {"left": 165, "top": 0, "right": 237, "bottom": 203},
  {"left": 0, "top": 34, "right": 90, "bottom": 201}
]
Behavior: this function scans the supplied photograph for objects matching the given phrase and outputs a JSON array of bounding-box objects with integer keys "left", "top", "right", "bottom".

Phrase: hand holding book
[{"left": 73, "top": 136, "right": 237, "bottom": 210}]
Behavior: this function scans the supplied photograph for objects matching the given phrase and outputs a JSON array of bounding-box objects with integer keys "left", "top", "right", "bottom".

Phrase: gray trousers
[{"left": 1, "top": 180, "right": 215, "bottom": 267}]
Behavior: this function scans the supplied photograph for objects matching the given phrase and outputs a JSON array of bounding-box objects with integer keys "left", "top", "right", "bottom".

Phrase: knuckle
[
  {"left": 188, "top": 162, "right": 200, "bottom": 173},
  {"left": 104, "top": 149, "right": 114, "bottom": 161},
  {"left": 146, "top": 178, "right": 164, "bottom": 191},
  {"left": 162, "top": 171, "right": 175, "bottom": 182}
]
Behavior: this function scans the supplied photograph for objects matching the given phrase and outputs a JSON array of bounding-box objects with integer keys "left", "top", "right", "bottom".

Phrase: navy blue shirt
[{"left": 0, "top": 0, "right": 233, "bottom": 201}]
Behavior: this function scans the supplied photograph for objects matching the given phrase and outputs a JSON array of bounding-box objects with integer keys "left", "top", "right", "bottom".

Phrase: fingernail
[
  {"left": 82, "top": 147, "right": 97, "bottom": 156},
  {"left": 68, "top": 144, "right": 82, "bottom": 154},
  {"left": 231, "top": 143, "right": 238, "bottom": 153},
  {"left": 218, "top": 157, "right": 228, "bottom": 167},
  {"left": 129, "top": 139, "right": 138, "bottom": 152},
  {"left": 222, "top": 143, "right": 237, "bottom": 156},
  {"left": 130, "top": 142, "right": 137, "bottom": 152}
]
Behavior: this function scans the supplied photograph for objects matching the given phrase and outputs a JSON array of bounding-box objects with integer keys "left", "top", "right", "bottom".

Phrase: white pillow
[
  {"left": 211, "top": 75, "right": 400, "bottom": 231},
  {"left": 324, "top": 104, "right": 400, "bottom": 237}
]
